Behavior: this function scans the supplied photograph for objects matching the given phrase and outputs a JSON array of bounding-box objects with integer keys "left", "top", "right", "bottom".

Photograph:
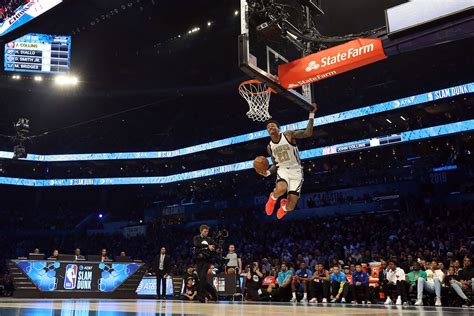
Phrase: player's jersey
[{"left": 269, "top": 133, "right": 302, "bottom": 169}]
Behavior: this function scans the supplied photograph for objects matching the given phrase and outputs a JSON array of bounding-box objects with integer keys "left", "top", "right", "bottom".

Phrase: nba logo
[{"left": 64, "top": 264, "right": 77, "bottom": 290}]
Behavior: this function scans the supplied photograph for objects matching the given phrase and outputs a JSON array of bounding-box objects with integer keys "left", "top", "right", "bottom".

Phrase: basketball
[
  {"left": 227, "top": 267, "right": 236, "bottom": 274},
  {"left": 254, "top": 156, "right": 269, "bottom": 172}
]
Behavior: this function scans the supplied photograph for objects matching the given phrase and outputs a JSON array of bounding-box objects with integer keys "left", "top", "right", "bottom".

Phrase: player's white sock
[
  {"left": 270, "top": 193, "right": 277, "bottom": 200},
  {"left": 292, "top": 292, "right": 296, "bottom": 298},
  {"left": 303, "top": 293, "right": 307, "bottom": 299}
]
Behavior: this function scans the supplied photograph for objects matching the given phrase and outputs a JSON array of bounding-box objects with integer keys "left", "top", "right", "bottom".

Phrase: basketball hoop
[{"left": 238, "top": 79, "right": 274, "bottom": 122}]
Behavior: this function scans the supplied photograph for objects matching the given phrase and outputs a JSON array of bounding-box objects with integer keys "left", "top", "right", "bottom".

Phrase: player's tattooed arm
[{"left": 286, "top": 103, "right": 317, "bottom": 140}]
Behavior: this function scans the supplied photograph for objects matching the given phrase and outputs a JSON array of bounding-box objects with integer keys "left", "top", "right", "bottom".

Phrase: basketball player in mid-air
[{"left": 257, "top": 103, "right": 317, "bottom": 219}]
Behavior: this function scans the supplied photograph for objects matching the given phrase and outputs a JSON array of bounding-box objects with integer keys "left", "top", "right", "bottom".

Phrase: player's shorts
[{"left": 276, "top": 167, "right": 303, "bottom": 196}]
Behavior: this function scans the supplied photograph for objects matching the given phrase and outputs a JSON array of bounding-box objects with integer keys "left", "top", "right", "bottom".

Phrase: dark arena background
[{"left": 0, "top": 0, "right": 473, "bottom": 315}]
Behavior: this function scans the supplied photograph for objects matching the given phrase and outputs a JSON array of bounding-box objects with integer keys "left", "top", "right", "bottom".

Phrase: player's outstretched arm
[{"left": 286, "top": 103, "right": 317, "bottom": 140}]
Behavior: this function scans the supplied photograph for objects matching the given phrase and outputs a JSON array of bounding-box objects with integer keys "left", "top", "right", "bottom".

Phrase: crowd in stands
[
  {"left": 1, "top": 201, "right": 472, "bottom": 307},
  {"left": 0, "top": 0, "right": 27, "bottom": 20}
]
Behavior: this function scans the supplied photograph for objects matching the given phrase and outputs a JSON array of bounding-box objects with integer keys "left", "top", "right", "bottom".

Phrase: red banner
[{"left": 278, "top": 38, "right": 387, "bottom": 89}]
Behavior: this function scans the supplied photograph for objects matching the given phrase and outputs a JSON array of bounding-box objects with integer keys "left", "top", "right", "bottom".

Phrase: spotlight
[
  {"left": 12, "top": 75, "right": 21, "bottom": 80},
  {"left": 234, "top": 10, "right": 239, "bottom": 15},
  {"left": 386, "top": 118, "right": 392, "bottom": 124},
  {"left": 400, "top": 116, "right": 407, "bottom": 121},
  {"left": 99, "top": 213, "right": 103, "bottom": 219},
  {"left": 55, "top": 75, "right": 79, "bottom": 86},
  {"left": 34, "top": 76, "right": 43, "bottom": 82},
  {"left": 207, "top": 21, "right": 212, "bottom": 26}
]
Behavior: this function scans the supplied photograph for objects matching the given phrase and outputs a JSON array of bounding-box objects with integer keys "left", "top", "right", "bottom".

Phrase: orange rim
[{"left": 239, "top": 79, "right": 275, "bottom": 95}]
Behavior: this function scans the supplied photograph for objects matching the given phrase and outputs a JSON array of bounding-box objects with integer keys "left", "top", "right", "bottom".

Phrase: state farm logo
[
  {"left": 304, "top": 43, "right": 376, "bottom": 73},
  {"left": 305, "top": 61, "right": 320, "bottom": 72}
]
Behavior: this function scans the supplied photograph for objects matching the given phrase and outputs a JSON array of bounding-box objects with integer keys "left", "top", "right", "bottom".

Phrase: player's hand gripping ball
[{"left": 254, "top": 156, "right": 269, "bottom": 176}]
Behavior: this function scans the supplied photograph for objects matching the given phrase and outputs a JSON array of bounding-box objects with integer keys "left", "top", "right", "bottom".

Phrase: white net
[{"left": 238, "top": 80, "right": 272, "bottom": 122}]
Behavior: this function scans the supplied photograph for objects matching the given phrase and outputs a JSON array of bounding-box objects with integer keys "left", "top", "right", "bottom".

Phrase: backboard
[{"left": 238, "top": 0, "right": 323, "bottom": 111}]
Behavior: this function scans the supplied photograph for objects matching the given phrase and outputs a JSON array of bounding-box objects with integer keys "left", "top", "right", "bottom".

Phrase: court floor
[{"left": 0, "top": 299, "right": 473, "bottom": 315}]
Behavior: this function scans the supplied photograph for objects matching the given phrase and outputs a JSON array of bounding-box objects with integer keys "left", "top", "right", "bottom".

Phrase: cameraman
[
  {"left": 193, "top": 224, "right": 217, "bottom": 302},
  {"left": 246, "top": 262, "right": 263, "bottom": 301}
]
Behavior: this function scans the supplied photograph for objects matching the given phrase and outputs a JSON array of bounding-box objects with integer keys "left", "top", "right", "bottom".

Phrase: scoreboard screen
[
  {"left": 0, "top": 0, "right": 63, "bottom": 37},
  {"left": 4, "top": 33, "right": 71, "bottom": 74}
]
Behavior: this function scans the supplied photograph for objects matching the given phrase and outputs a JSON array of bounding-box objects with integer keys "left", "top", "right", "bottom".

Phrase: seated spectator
[
  {"left": 183, "top": 265, "right": 198, "bottom": 287},
  {"left": 182, "top": 278, "right": 197, "bottom": 301},
  {"left": 266, "top": 263, "right": 293, "bottom": 302},
  {"left": 100, "top": 248, "right": 109, "bottom": 262},
  {"left": 453, "top": 260, "right": 461, "bottom": 275},
  {"left": 261, "top": 258, "right": 271, "bottom": 275},
  {"left": 384, "top": 259, "right": 408, "bottom": 305},
  {"left": 49, "top": 249, "right": 59, "bottom": 260},
  {"left": 245, "top": 262, "right": 263, "bottom": 301},
  {"left": 309, "top": 263, "right": 330, "bottom": 303},
  {"left": 407, "top": 261, "right": 426, "bottom": 294},
  {"left": 291, "top": 262, "right": 312, "bottom": 303},
  {"left": 450, "top": 256, "right": 473, "bottom": 308},
  {"left": 351, "top": 264, "right": 370, "bottom": 304},
  {"left": 438, "top": 261, "right": 447, "bottom": 275},
  {"left": 74, "top": 248, "right": 85, "bottom": 260},
  {"left": 330, "top": 265, "right": 349, "bottom": 303},
  {"left": 415, "top": 261, "right": 444, "bottom": 306}
]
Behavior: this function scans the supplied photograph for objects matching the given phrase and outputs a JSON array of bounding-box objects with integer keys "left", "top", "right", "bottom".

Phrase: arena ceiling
[{"left": 0, "top": 0, "right": 472, "bottom": 155}]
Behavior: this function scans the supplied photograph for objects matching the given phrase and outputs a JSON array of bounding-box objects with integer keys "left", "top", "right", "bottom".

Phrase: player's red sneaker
[
  {"left": 277, "top": 199, "right": 288, "bottom": 220},
  {"left": 265, "top": 193, "right": 277, "bottom": 216}
]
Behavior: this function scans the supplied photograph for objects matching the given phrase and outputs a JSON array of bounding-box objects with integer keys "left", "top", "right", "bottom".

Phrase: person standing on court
[
  {"left": 225, "top": 244, "right": 242, "bottom": 273},
  {"left": 193, "top": 224, "right": 218, "bottom": 302},
  {"left": 153, "top": 246, "right": 171, "bottom": 299}
]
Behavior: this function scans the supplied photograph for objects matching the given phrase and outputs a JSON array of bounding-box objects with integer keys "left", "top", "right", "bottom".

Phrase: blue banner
[
  {"left": 0, "top": 82, "right": 472, "bottom": 162},
  {"left": 15, "top": 260, "right": 142, "bottom": 292},
  {"left": 1, "top": 120, "right": 473, "bottom": 187}
]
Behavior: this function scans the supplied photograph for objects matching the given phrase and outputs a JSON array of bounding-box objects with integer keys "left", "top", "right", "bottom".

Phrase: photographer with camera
[
  {"left": 193, "top": 224, "right": 218, "bottom": 303},
  {"left": 246, "top": 262, "right": 264, "bottom": 301}
]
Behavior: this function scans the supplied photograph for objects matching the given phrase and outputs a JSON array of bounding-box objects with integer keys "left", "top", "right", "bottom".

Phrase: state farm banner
[{"left": 278, "top": 38, "right": 387, "bottom": 89}]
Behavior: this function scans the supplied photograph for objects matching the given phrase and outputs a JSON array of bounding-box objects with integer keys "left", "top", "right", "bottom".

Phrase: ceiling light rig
[{"left": 70, "top": 0, "right": 148, "bottom": 36}]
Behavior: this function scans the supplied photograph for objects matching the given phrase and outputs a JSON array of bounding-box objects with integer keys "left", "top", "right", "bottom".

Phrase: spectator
[
  {"left": 444, "top": 266, "right": 457, "bottom": 289},
  {"left": 183, "top": 265, "right": 198, "bottom": 286},
  {"left": 100, "top": 248, "right": 109, "bottom": 262},
  {"left": 225, "top": 244, "right": 242, "bottom": 273},
  {"left": 343, "top": 266, "right": 352, "bottom": 285},
  {"left": 153, "top": 246, "right": 171, "bottom": 300},
  {"left": 309, "top": 263, "right": 330, "bottom": 303},
  {"left": 384, "top": 259, "right": 407, "bottom": 305},
  {"left": 415, "top": 261, "right": 444, "bottom": 306},
  {"left": 351, "top": 264, "right": 370, "bottom": 304},
  {"left": 267, "top": 263, "right": 292, "bottom": 302},
  {"left": 330, "top": 265, "right": 349, "bottom": 303},
  {"left": 49, "top": 249, "right": 59, "bottom": 260},
  {"left": 182, "top": 278, "right": 197, "bottom": 301},
  {"left": 291, "top": 262, "right": 312, "bottom": 303},
  {"left": 74, "top": 248, "right": 85, "bottom": 260},
  {"left": 453, "top": 260, "right": 461, "bottom": 274},
  {"left": 261, "top": 258, "right": 271, "bottom": 275},
  {"left": 407, "top": 261, "right": 427, "bottom": 295},
  {"left": 245, "top": 262, "right": 263, "bottom": 301},
  {"left": 450, "top": 256, "right": 473, "bottom": 308},
  {"left": 438, "top": 261, "right": 447, "bottom": 275}
]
